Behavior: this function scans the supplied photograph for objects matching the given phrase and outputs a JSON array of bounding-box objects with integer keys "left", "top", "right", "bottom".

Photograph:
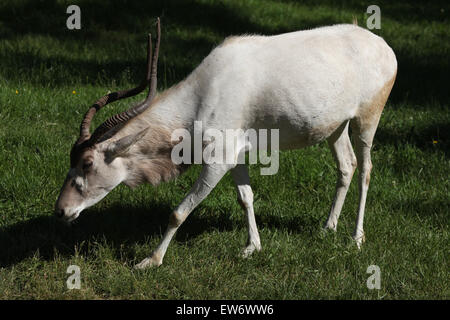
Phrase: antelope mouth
[{"left": 60, "top": 210, "right": 81, "bottom": 226}]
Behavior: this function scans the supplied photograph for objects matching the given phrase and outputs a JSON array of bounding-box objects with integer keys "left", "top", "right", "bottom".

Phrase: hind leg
[
  {"left": 350, "top": 73, "right": 396, "bottom": 248},
  {"left": 324, "top": 121, "right": 357, "bottom": 231},
  {"left": 351, "top": 120, "right": 376, "bottom": 249}
]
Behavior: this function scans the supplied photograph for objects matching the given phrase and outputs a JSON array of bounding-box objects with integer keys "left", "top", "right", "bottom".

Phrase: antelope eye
[
  {"left": 82, "top": 161, "right": 93, "bottom": 170},
  {"left": 75, "top": 182, "right": 83, "bottom": 193}
]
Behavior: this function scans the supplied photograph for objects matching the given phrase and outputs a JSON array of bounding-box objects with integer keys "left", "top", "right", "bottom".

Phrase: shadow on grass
[
  {"left": 0, "top": 0, "right": 280, "bottom": 87},
  {"left": 385, "top": 198, "right": 449, "bottom": 228},
  {"left": 1, "top": 0, "right": 448, "bottom": 105},
  {"left": 389, "top": 52, "right": 449, "bottom": 106},
  {"left": 284, "top": 0, "right": 449, "bottom": 23},
  {"left": 374, "top": 121, "right": 450, "bottom": 157},
  {"left": 0, "top": 200, "right": 233, "bottom": 267},
  {"left": 0, "top": 199, "right": 324, "bottom": 268}
]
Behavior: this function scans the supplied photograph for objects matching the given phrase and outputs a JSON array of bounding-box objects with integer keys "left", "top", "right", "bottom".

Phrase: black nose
[{"left": 55, "top": 208, "right": 65, "bottom": 218}]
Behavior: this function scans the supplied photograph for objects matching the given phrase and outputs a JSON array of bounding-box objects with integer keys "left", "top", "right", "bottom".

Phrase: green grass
[{"left": 0, "top": 0, "right": 449, "bottom": 299}]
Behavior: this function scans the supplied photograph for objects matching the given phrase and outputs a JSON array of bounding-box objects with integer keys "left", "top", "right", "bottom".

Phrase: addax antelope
[{"left": 55, "top": 19, "right": 397, "bottom": 268}]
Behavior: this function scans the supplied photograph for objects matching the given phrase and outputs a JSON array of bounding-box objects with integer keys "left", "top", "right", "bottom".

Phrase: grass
[{"left": 0, "top": 0, "right": 448, "bottom": 299}]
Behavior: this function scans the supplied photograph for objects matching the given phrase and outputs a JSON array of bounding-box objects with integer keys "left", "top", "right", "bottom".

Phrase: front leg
[
  {"left": 135, "top": 163, "right": 231, "bottom": 269},
  {"left": 231, "top": 164, "right": 261, "bottom": 258}
]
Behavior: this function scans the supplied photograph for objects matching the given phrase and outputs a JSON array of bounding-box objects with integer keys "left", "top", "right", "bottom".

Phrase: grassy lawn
[{"left": 0, "top": 0, "right": 448, "bottom": 299}]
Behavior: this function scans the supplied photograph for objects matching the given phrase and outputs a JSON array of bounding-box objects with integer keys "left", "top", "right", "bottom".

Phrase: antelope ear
[{"left": 106, "top": 127, "right": 149, "bottom": 160}]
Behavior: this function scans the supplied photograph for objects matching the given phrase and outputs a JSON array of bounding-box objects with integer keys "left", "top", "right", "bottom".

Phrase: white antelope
[{"left": 55, "top": 19, "right": 397, "bottom": 269}]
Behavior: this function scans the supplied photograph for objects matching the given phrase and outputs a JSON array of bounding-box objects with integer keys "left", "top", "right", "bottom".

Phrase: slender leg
[
  {"left": 324, "top": 121, "right": 357, "bottom": 231},
  {"left": 349, "top": 72, "right": 396, "bottom": 248},
  {"left": 135, "top": 163, "right": 231, "bottom": 269},
  {"left": 231, "top": 164, "right": 261, "bottom": 258},
  {"left": 350, "top": 111, "right": 382, "bottom": 248},
  {"left": 351, "top": 128, "right": 374, "bottom": 249}
]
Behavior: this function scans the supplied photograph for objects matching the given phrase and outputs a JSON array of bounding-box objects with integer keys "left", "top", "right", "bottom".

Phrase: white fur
[
  {"left": 132, "top": 24, "right": 397, "bottom": 268},
  {"left": 58, "top": 24, "right": 397, "bottom": 268}
]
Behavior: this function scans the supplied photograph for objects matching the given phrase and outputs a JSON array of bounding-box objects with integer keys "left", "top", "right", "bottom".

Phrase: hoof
[
  {"left": 353, "top": 232, "right": 366, "bottom": 250},
  {"left": 134, "top": 255, "right": 162, "bottom": 269},
  {"left": 323, "top": 220, "right": 338, "bottom": 232},
  {"left": 241, "top": 243, "right": 261, "bottom": 259}
]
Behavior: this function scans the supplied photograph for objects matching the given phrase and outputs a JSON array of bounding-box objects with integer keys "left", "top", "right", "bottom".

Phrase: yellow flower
[
  {"left": 433, "top": 140, "right": 438, "bottom": 144},
  {"left": 72, "top": 90, "right": 76, "bottom": 94},
  {"left": 15, "top": 90, "right": 18, "bottom": 94}
]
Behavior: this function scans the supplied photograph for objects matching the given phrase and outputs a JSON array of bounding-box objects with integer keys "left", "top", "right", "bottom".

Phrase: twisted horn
[
  {"left": 87, "top": 17, "right": 161, "bottom": 145},
  {"left": 77, "top": 34, "right": 153, "bottom": 145}
]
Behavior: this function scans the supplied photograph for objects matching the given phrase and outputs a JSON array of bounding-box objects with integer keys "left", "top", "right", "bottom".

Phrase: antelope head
[{"left": 55, "top": 19, "right": 161, "bottom": 223}]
